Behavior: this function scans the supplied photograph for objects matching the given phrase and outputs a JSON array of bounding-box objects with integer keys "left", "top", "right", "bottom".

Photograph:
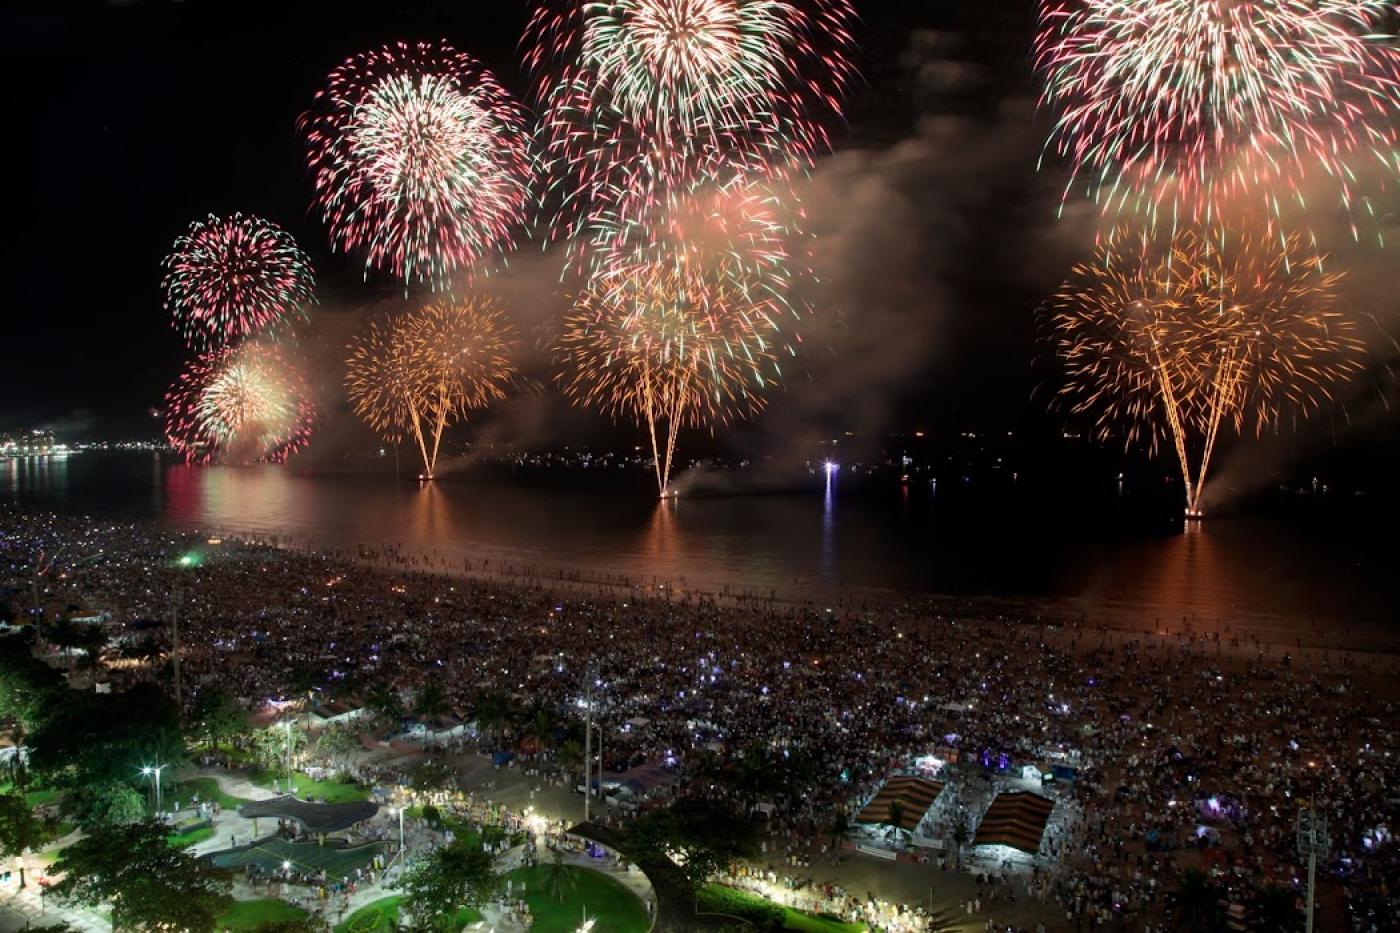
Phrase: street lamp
[
  {"left": 281, "top": 720, "right": 295, "bottom": 795},
  {"left": 1297, "top": 808, "right": 1330, "bottom": 933},
  {"left": 141, "top": 764, "right": 167, "bottom": 815}
]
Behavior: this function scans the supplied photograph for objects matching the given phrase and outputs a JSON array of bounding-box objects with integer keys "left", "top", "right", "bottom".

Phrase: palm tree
[
  {"left": 413, "top": 682, "right": 450, "bottom": 721},
  {"left": 546, "top": 848, "right": 573, "bottom": 903},
  {"left": 366, "top": 683, "right": 404, "bottom": 730},
  {"left": 1248, "top": 884, "right": 1303, "bottom": 932},
  {"left": 470, "top": 690, "right": 512, "bottom": 746},
  {"left": 828, "top": 812, "right": 852, "bottom": 850},
  {"left": 520, "top": 698, "right": 558, "bottom": 751},
  {"left": 885, "top": 801, "right": 907, "bottom": 846},
  {"left": 950, "top": 819, "right": 970, "bottom": 868},
  {"left": 1171, "top": 869, "right": 1229, "bottom": 932}
]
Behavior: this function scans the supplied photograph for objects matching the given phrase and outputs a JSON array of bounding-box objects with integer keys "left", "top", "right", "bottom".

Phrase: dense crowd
[{"left": 3, "top": 511, "right": 1398, "bottom": 931}]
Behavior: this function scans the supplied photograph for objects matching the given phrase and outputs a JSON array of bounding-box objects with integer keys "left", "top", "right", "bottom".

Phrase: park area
[
  {"left": 211, "top": 836, "right": 385, "bottom": 877},
  {"left": 333, "top": 895, "right": 482, "bottom": 933},
  {"left": 503, "top": 864, "right": 649, "bottom": 933}
]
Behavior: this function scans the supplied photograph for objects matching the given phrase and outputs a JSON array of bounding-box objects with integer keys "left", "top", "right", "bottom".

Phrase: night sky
[{"left": 3, "top": 1, "right": 1396, "bottom": 485}]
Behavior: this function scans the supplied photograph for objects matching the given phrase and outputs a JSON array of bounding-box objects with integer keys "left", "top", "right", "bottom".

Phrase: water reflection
[{"left": 0, "top": 452, "right": 1392, "bottom": 636}]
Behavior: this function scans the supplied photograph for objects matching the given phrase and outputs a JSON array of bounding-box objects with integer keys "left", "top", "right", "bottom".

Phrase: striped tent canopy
[
  {"left": 973, "top": 791, "right": 1054, "bottom": 853},
  {"left": 855, "top": 775, "right": 945, "bottom": 831}
]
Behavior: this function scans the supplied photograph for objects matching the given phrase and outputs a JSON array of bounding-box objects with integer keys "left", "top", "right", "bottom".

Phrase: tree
[
  {"left": 366, "top": 683, "right": 404, "bottom": 729},
  {"left": 316, "top": 723, "right": 359, "bottom": 769},
  {"left": 398, "top": 837, "right": 500, "bottom": 932},
  {"left": 190, "top": 690, "right": 246, "bottom": 751},
  {"left": 627, "top": 798, "right": 760, "bottom": 897},
  {"left": 885, "top": 801, "right": 907, "bottom": 844},
  {"left": 1247, "top": 884, "right": 1303, "bottom": 933},
  {"left": 545, "top": 847, "right": 573, "bottom": 903},
  {"left": 412, "top": 682, "right": 450, "bottom": 721},
  {"left": 71, "top": 780, "right": 145, "bottom": 831},
  {"left": 827, "top": 812, "right": 852, "bottom": 850},
  {"left": 0, "top": 793, "right": 42, "bottom": 887},
  {"left": 71, "top": 626, "right": 110, "bottom": 684},
  {"left": 1171, "top": 869, "right": 1229, "bottom": 933},
  {"left": 27, "top": 682, "right": 182, "bottom": 793},
  {"left": 950, "top": 819, "right": 971, "bottom": 868},
  {"left": 50, "top": 820, "right": 232, "bottom": 932},
  {"left": 410, "top": 759, "right": 457, "bottom": 797},
  {"left": 469, "top": 691, "right": 511, "bottom": 746}
]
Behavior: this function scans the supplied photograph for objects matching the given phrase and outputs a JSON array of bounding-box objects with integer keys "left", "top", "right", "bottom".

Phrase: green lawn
[
  {"left": 147, "top": 777, "right": 255, "bottom": 816},
  {"left": 699, "top": 885, "right": 866, "bottom": 933},
  {"left": 504, "top": 864, "right": 649, "bottom": 933},
  {"left": 175, "top": 776, "right": 255, "bottom": 809},
  {"left": 217, "top": 898, "right": 309, "bottom": 931},
  {"left": 254, "top": 770, "right": 370, "bottom": 803},
  {"left": 333, "top": 895, "right": 482, "bottom": 933},
  {"left": 168, "top": 825, "right": 216, "bottom": 848}
]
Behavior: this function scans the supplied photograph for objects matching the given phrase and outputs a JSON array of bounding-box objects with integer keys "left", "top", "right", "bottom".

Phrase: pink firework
[
  {"left": 164, "top": 343, "right": 317, "bottom": 464},
  {"left": 300, "top": 41, "right": 533, "bottom": 286},
  {"left": 162, "top": 213, "right": 314, "bottom": 349}
]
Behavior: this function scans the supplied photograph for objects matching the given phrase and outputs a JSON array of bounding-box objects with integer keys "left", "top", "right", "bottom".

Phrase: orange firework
[
  {"left": 556, "top": 176, "right": 801, "bottom": 494},
  {"left": 346, "top": 296, "right": 517, "bottom": 478},
  {"left": 1045, "top": 228, "right": 1364, "bottom": 515}
]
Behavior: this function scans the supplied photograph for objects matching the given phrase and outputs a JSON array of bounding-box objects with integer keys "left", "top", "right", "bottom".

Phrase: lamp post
[
  {"left": 141, "top": 764, "right": 167, "bottom": 815},
  {"left": 1297, "top": 808, "right": 1330, "bottom": 933},
  {"left": 281, "top": 719, "right": 295, "bottom": 796}
]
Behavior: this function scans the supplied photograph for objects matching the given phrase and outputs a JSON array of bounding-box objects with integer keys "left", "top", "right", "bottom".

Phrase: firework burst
[
  {"left": 1045, "top": 228, "right": 1364, "bottom": 514},
  {"left": 525, "top": 0, "right": 856, "bottom": 240},
  {"left": 162, "top": 214, "right": 314, "bottom": 349},
  {"left": 1035, "top": 0, "right": 1400, "bottom": 239},
  {"left": 557, "top": 175, "right": 803, "bottom": 493},
  {"left": 164, "top": 343, "right": 317, "bottom": 464},
  {"left": 301, "top": 41, "right": 533, "bottom": 286},
  {"left": 347, "top": 298, "right": 518, "bottom": 478}
]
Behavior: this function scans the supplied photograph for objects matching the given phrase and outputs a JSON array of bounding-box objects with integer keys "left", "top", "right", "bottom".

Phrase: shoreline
[{"left": 194, "top": 522, "right": 1400, "bottom": 676}]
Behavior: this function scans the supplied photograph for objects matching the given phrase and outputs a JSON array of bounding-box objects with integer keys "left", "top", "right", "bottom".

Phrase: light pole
[
  {"left": 398, "top": 806, "right": 406, "bottom": 856},
  {"left": 581, "top": 662, "right": 600, "bottom": 823},
  {"left": 141, "top": 764, "right": 167, "bottom": 815},
  {"left": 1297, "top": 808, "right": 1330, "bottom": 933},
  {"left": 281, "top": 720, "right": 295, "bottom": 796}
]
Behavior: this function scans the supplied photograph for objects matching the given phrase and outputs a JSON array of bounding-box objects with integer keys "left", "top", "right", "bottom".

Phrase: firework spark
[
  {"left": 347, "top": 298, "right": 518, "bottom": 478},
  {"left": 301, "top": 41, "right": 532, "bottom": 286},
  {"left": 1035, "top": 0, "right": 1400, "bottom": 239},
  {"left": 525, "top": 0, "right": 856, "bottom": 241},
  {"left": 557, "top": 175, "right": 803, "bottom": 493},
  {"left": 1045, "top": 228, "right": 1364, "bottom": 514},
  {"left": 164, "top": 343, "right": 317, "bottom": 464},
  {"left": 162, "top": 214, "right": 314, "bottom": 349}
]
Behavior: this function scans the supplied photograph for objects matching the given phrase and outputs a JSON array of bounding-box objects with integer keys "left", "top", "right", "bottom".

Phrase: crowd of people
[{"left": 4, "top": 511, "right": 1398, "bottom": 931}]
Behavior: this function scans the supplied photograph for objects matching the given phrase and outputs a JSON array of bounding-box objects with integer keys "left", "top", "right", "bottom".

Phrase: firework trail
[
  {"left": 164, "top": 343, "right": 317, "bottom": 464},
  {"left": 1035, "top": 1, "right": 1400, "bottom": 241},
  {"left": 524, "top": 0, "right": 856, "bottom": 240},
  {"left": 347, "top": 298, "right": 518, "bottom": 479},
  {"left": 557, "top": 175, "right": 803, "bottom": 493},
  {"left": 301, "top": 41, "right": 533, "bottom": 287},
  {"left": 162, "top": 214, "right": 315, "bottom": 349},
  {"left": 1045, "top": 228, "right": 1365, "bottom": 515}
]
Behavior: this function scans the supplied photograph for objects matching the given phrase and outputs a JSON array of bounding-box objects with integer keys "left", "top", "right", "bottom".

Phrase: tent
[
  {"left": 856, "top": 775, "right": 946, "bottom": 832},
  {"left": 972, "top": 792, "right": 1054, "bottom": 854}
]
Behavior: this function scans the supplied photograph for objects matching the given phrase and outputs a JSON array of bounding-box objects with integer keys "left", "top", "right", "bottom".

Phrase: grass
[
  {"left": 253, "top": 770, "right": 370, "bottom": 803},
  {"left": 169, "top": 825, "right": 217, "bottom": 848},
  {"left": 504, "top": 864, "right": 649, "bottom": 933},
  {"left": 333, "top": 895, "right": 481, "bottom": 933},
  {"left": 699, "top": 885, "right": 866, "bottom": 933},
  {"left": 147, "top": 777, "right": 255, "bottom": 816},
  {"left": 217, "top": 898, "right": 310, "bottom": 931}
]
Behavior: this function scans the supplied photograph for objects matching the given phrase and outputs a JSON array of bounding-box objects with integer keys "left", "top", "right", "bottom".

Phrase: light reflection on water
[{"left": 3, "top": 452, "right": 1395, "bottom": 644}]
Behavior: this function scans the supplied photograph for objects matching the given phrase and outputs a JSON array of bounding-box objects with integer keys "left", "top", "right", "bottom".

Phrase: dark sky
[
  {"left": 3, "top": 1, "right": 1394, "bottom": 486},
  {"left": 3, "top": 0, "right": 1047, "bottom": 438}
]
